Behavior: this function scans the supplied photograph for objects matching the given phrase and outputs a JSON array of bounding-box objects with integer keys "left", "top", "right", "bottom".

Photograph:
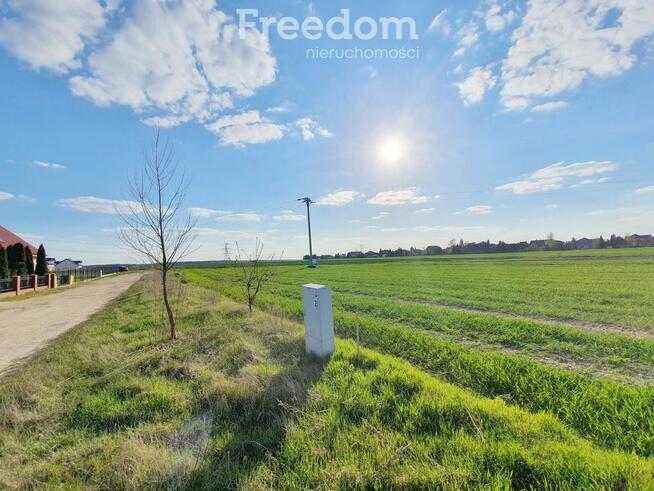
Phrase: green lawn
[{"left": 2, "top": 275, "right": 653, "bottom": 489}]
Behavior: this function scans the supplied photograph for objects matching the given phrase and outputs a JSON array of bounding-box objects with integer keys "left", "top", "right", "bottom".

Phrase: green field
[
  {"left": 2, "top": 275, "right": 654, "bottom": 489},
  {"left": 3, "top": 250, "right": 654, "bottom": 489},
  {"left": 184, "top": 250, "right": 654, "bottom": 459}
]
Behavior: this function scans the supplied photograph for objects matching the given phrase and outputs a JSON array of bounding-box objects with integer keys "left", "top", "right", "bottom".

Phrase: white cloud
[
  {"left": 428, "top": 10, "right": 450, "bottom": 35},
  {"left": 465, "top": 205, "right": 494, "bottom": 215},
  {"left": 273, "top": 213, "right": 305, "bottom": 222},
  {"left": 205, "top": 111, "right": 331, "bottom": 147},
  {"left": 372, "top": 212, "right": 390, "bottom": 220},
  {"left": 496, "top": 178, "right": 564, "bottom": 194},
  {"left": 635, "top": 185, "right": 654, "bottom": 194},
  {"left": 67, "top": 0, "right": 276, "bottom": 129},
  {"left": 0, "top": 0, "right": 330, "bottom": 147},
  {"left": 205, "top": 111, "right": 284, "bottom": 147},
  {"left": 415, "top": 208, "right": 435, "bottom": 214},
  {"left": 485, "top": 4, "right": 516, "bottom": 32},
  {"left": 454, "top": 21, "right": 480, "bottom": 57},
  {"left": 295, "top": 118, "right": 333, "bottom": 140},
  {"left": 188, "top": 207, "right": 230, "bottom": 217},
  {"left": 382, "top": 228, "right": 406, "bottom": 233},
  {"left": 571, "top": 177, "right": 610, "bottom": 187},
  {"left": 0, "top": 0, "right": 113, "bottom": 73},
  {"left": 0, "top": 191, "right": 14, "bottom": 200},
  {"left": 32, "top": 160, "right": 67, "bottom": 170},
  {"left": 531, "top": 101, "right": 569, "bottom": 113},
  {"left": 497, "top": 160, "right": 618, "bottom": 194},
  {"left": 532, "top": 161, "right": 617, "bottom": 179},
  {"left": 266, "top": 105, "right": 289, "bottom": 113},
  {"left": 216, "top": 212, "right": 264, "bottom": 223},
  {"left": 56, "top": 196, "right": 140, "bottom": 214},
  {"left": 316, "top": 191, "right": 360, "bottom": 206},
  {"left": 457, "top": 66, "right": 497, "bottom": 106},
  {"left": 367, "top": 188, "right": 434, "bottom": 206},
  {"left": 545, "top": 204, "right": 559, "bottom": 209},
  {"left": 500, "top": 0, "right": 654, "bottom": 110}
]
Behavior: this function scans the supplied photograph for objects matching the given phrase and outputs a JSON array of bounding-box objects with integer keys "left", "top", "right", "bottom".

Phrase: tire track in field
[{"left": 344, "top": 291, "right": 654, "bottom": 340}]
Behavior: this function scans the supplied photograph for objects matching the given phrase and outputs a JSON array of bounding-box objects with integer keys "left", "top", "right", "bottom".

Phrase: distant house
[
  {"left": 425, "top": 245, "right": 443, "bottom": 256},
  {"left": 626, "top": 234, "right": 654, "bottom": 247},
  {"left": 46, "top": 257, "right": 56, "bottom": 272},
  {"left": 363, "top": 251, "right": 379, "bottom": 258},
  {"left": 576, "top": 238, "right": 596, "bottom": 249},
  {"left": 529, "top": 239, "right": 564, "bottom": 251},
  {"left": 0, "top": 225, "right": 37, "bottom": 267},
  {"left": 528, "top": 240, "right": 547, "bottom": 252},
  {"left": 346, "top": 251, "right": 364, "bottom": 259},
  {"left": 55, "top": 259, "right": 83, "bottom": 272}
]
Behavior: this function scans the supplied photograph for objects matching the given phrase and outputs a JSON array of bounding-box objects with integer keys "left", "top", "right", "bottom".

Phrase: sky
[{"left": 0, "top": 0, "right": 653, "bottom": 264}]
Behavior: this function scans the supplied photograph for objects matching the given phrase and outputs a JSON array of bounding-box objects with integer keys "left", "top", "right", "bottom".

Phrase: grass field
[
  {"left": 2, "top": 249, "right": 654, "bottom": 489},
  {"left": 1, "top": 274, "right": 653, "bottom": 489},
  {"left": 183, "top": 249, "right": 654, "bottom": 459}
]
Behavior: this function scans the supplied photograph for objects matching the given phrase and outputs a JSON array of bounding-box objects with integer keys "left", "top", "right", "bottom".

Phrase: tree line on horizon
[
  {"left": 305, "top": 233, "right": 653, "bottom": 260},
  {"left": 0, "top": 244, "right": 47, "bottom": 279}
]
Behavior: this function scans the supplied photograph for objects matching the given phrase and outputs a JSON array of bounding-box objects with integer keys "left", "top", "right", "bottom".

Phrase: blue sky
[{"left": 1, "top": 0, "right": 653, "bottom": 263}]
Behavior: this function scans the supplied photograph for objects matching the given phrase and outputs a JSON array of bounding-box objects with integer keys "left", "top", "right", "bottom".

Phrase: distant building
[
  {"left": 363, "top": 251, "right": 379, "bottom": 258},
  {"left": 576, "top": 238, "right": 596, "bottom": 249},
  {"left": 626, "top": 234, "right": 654, "bottom": 247},
  {"left": 529, "top": 239, "right": 564, "bottom": 251},
  {"left": 55, "top": 258, "right": 83, "bottom": 271},
  {"left": 528, "top": 240, "right": 546, "bottom": 251},
  {"left": 0, "top": 225, "right": 37, "bottom": 268},
  {"left": 425, "top": 245, "right": 443, "bottom": 255},
  {"left": 346, "top": 251, "right": 364, "bottom": 259},
  {"left": 46, "top": 257, "right": 56, "bottom": 272}
]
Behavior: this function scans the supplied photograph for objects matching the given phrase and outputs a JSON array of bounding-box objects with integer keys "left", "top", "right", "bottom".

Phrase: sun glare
[{"left": 379, "top": 138, "right": 405, "bottom": 164}]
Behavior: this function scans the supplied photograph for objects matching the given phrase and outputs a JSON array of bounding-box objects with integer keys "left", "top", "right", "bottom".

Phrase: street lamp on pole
[{"left": 298, "top": 197, "right": 316, "bottom": 268}]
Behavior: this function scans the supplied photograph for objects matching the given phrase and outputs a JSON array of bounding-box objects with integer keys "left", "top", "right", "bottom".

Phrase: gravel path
[{"left": 0, "top": 273, "right": 141, "bottom": 374}]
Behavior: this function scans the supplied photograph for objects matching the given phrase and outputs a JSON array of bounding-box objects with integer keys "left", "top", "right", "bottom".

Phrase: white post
[{"left": 302, "top": 284, "right": 335, "bottom": 357}]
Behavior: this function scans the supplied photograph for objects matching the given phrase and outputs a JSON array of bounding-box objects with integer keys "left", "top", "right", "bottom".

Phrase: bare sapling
[
  {"left": 118, "top": 130, "right": 196, "bottom": 340},
  {"left": 233, "top": 239, "right": 281, "bottom": 314}
]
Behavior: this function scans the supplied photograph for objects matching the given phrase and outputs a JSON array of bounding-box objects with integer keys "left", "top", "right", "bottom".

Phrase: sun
[{"left": 378, "top": 137, "right": 405, "bottom": 164}]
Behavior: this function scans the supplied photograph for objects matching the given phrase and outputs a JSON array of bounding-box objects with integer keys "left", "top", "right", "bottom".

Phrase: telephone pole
[{"left": 298, "top": 197, "right": 316, "bottom": 268}]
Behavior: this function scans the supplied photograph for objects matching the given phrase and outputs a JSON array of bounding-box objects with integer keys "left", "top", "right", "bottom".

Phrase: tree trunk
[{"left": 162, "top": 270, "right": 177, "bottom": 339}]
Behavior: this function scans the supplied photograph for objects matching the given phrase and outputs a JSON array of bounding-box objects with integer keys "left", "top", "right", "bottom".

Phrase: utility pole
[{"left": 298, "top": 197, "right": 316, "bottom": 268}]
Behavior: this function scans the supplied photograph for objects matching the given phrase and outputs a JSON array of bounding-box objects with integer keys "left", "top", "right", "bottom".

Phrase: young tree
[
  {"left": 6, "top": 244, "right": 15, "bottom": 274},
  {"left": 118, "top": 130, "right": 196, "bottom": 340},
  {"left": 233, "top": 239, "right": 281, "bottom": 314},
  {"left": 35, "top": 244, "right": 47, "bottom": 275},
  {"left": 24, "top": 245, "right": 35, "bottom": 275},
  {"left": 0, "top": 246, "right": 8, "bottom": 279},
  {"left": 11, "top": 244, "right": 27, "bottom": 276}
]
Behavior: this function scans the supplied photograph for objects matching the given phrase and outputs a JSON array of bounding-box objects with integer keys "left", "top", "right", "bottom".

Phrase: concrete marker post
[{"left": 302, "top": 284, "right": 335, "bottom": 357}]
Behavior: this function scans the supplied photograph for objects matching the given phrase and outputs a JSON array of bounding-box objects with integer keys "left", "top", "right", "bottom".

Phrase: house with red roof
[{"left": 0, "top": 225, "right": 38, "bottom": 269}]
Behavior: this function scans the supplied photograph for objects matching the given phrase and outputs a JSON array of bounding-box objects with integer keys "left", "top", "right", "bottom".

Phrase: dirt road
[{"left": 0, "top": 273, "right": 141, "bottom": 374}]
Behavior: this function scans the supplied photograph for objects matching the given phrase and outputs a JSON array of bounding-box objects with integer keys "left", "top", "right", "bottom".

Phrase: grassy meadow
[{"left": 2, "top": 249, "right": 654, "bottom": 489}]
